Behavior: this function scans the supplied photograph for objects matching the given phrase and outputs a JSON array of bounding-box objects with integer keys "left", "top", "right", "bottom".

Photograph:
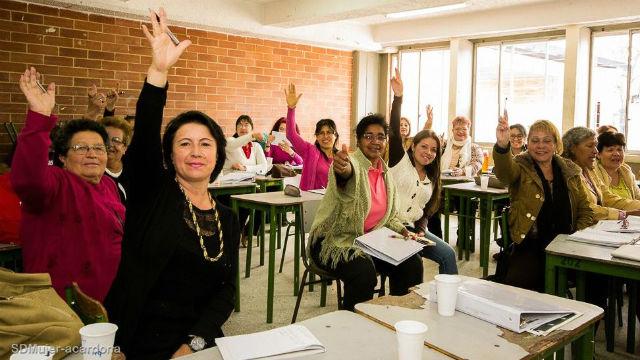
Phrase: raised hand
[
  {"left": 105, "top": 83, "right": 121, "bottom": 111},
  {"left": 19, "top": 67, "right": 55, "bottom": 117},
  {"left": 284, "top": 83, "right": 302, "bottom": 109},
  {"left": 142, "top": 7, "right": 191, "bottom": 86},
  {"left": 496, "top": 109, "right": 510, "bottom": 148},
  {"left": 333, "top": 144, "right": 352, "bottom": 178},
  {"left": 390, "top": 67, "right": 403, "bottom": 97},
  {"left": 252, "top": 132, "right": 264, "bottom": 142},
  {"left": 424, "top": 104, "right": 433, "bottom": 130},
  {"left": 278, "top": 141, "right": 294, "bottom": 156}
]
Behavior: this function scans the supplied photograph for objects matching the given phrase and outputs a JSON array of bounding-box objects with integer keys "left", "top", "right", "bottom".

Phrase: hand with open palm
[
  {"left": 284, "top": 83, "right": 302, "bottom": 109},
  {"left": 19, "top": 67, "right": 55, "bottom": 117},
  {"left": 141, "top": 7, "right": 191, "bottom": 87}
]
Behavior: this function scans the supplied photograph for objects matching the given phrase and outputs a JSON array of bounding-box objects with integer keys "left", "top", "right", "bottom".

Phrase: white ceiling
[{"left": 25, "top": 0, "right": 640, "bottom": 51}]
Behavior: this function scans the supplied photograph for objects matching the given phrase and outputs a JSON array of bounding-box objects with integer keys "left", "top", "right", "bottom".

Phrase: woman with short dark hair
[
  {"left": 509, "top": 123, "right": 527, "bottom": 156},
  {"left": 595, "top": 132, "right": 640, "bottom": 201},
  {"left": 105, "top": 9, "right": 239, "bottom": 358},
  {"left": 11, "top": 67, "right": 125, "bottom": 302},
  {"left": 264, "top": 117, "right": 303, "bottom": 165},
  {"left": 308, "top": 112, "right": 423, "bottom": 311},
  {"left": 224, "top": 114, "right": 267, "bottom": 173}
]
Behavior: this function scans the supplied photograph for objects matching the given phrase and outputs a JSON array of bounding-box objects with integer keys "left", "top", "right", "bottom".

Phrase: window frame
[
  {"left": 587, "top": 27, "right": 640, "bottom": 154},
  {"left": 471, "top": 35, "right": 566, "bottom": 145}
]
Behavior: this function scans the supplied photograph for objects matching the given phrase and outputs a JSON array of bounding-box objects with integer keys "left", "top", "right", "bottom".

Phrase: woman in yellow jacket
[
  {"left": 594, "top": 131, "right": 640, "bottom": 201},
  {"left": 493, "top": 114, "right": 593, "bottom": 291},
  {"left": 562, "top": 127, "right": 640, "bottom": 220}
]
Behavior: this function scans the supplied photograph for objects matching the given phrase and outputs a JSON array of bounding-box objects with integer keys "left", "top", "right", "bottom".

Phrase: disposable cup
[
  {"left": 464, "top": 166, "right": 473, "bottom": 177},
  {"left": 9, "top": 345, "right": 54, "bottom": 360},
  {"left": 435, "top": 274, "right": 462, "bottom": 316},
  {"left": 394, "top": 320, "right": 428, "bottom": 360},
  {"left": 79, "top": 322, "right": 118, "bottom": 360},
  {"left": 480, "top": 174, "right": 490, "bottom": 190}
]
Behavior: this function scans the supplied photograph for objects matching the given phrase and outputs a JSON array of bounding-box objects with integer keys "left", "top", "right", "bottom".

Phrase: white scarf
[{"left": 441, "top": 135, "right": 471, "bottom": 171}]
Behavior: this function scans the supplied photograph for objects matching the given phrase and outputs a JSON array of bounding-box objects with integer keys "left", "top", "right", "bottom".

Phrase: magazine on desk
[
  {"left": 567, "top": 228, "right": 639, "bottom": 247},
  {"left": 215, "top": 324, "right": 325, "bottom": 360},
  {"left": 423, "top": 279, "right": 581, "bottom": 335},
  {"left": 354, "top": 227, "right": 432, "bottom": 266},
  {"left": 217, "top": 171, "right": 255, "bottom": 184}
]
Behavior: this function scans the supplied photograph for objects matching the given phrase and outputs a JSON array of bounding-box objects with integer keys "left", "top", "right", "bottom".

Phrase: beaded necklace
[{"left": 177, "top": 180, "right": 224, "bottom": 262}]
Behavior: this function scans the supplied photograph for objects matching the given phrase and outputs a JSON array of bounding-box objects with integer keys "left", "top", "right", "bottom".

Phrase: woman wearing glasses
[
  {"left": 308, "top": 114, "right": 423, "bottom": 311},
  {"left": 100, "top": 116, "right": 132, "bottom": 203},
  {"left": 509, "top": 124, "right": 527, "bottom": 156},
  {"left": 10, "top": 67, "right": 125, "bottom": 302}
]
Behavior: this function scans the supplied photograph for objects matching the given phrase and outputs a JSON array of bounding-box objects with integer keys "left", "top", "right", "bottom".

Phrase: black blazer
[{"left": 104, "top": 82, "right": 239, "bottom": 351}]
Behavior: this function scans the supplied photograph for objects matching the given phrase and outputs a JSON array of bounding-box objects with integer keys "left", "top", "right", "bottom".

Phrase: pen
[
  {"left": 149, "top": 8, "right": 180, "bottom": 45},
  {"left": 36, "top": 81, "right": 47, "bottom": 93}
]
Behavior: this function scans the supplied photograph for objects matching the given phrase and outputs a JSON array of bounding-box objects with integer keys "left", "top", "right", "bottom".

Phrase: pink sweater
[
  {"left": 264, "top": 143, "right": 303, "bottom": 165},
  {"left": 286, "top": 107, "right": 332, "bottom": 190},
  {"left": 10, "top": 110, "right": 125, "bottom": 302}
]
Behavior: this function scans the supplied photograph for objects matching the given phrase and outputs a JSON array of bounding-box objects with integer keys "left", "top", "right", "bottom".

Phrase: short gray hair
[{"left": 561, "top": 127, "right": 596, "bottom": 159}]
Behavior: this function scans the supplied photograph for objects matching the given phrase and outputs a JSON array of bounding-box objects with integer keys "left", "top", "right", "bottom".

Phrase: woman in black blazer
[{"left": 105, "top": 8, "right": 239, "bottom": 359}]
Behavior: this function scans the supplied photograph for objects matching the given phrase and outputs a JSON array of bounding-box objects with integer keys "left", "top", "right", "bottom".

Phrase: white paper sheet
[{"left": 354, "top": 227, "right": 425, "bottom": 266}]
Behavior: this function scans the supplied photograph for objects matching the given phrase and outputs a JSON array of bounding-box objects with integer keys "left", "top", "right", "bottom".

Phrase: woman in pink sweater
[
  {"left": 10, "top": 67, "right": 124, "bottom": 302},
  {"left": 284, "top": 83, "right": 338, "bottom": 190},
  {"left": 264, "top": 117, "right": 303, "bottom": 165}
]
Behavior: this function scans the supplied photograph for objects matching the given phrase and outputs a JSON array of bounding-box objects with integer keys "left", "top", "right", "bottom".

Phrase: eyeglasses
[
  {"left": 510, "top": 134, "right": 524, "bottom": 140},
  {"left": 110, "top": 137, "right": 125, "bottom": 146},
  {"left": 362, "top": 133, "right": 387, "bottom": 142},
  {"left": 69, "top": 144, "right": 107, "bottom": 155}
]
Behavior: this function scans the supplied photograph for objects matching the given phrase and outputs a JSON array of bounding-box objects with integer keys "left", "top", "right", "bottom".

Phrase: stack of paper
[
  {"left": 215, "top": 324, "right": 325, "bottom": 360},
  {"left": 308, "top": 188, "right": 326, "bottom": 195},
  {"left": 354, "top": 227, "right": 426, "bottom": 266},
  {"left": 270, "top": 131, "right": 288, "bottom": 145},
  {"left": 218, "top": 171, "right": 255, "bottom": 184},
  {"left": 611, "top": 244, "right": 640, "bottom": 262},
  {"left": 567, "top": 228, "right": 638, "bottom": 247},
  {"left": 594, "top": 216, "right": 640, "bottom": 233}
]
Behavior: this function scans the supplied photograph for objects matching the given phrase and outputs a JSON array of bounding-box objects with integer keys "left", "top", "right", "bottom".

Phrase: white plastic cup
[
  {"left": 394, "top": 320, "right": 428, "bottom": 360},
  {"left": 464, "top": 166, "right": 473, "bottom": 177},
  {"left": 266, "top": 157, "right": 273, "bottom": 167},
  {"left": 10, "top": 346, "right": 55, "bottom": 360},
  {"left": 480, "top": 174, "right": 490, "bottom": 190},
  {"left": 79, "top": 323, "right": 118, "bottom": 360},
  {"left": 434, "top": 274, "right": 462, "bottom": 316}
]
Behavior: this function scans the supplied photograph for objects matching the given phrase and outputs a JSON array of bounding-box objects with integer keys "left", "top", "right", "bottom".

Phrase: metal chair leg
[
  {"left": 291, "top": 269, "right": 309, "bottom": 323},
  {"left": 279, "top": 222, "right": 294, "bottom": 273},
  {"left": 336, "top": 279, "right": 343, "bottom": 310}
]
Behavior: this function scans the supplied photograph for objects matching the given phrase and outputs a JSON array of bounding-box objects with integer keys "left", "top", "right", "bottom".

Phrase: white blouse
[
  {"left": 224, "top": 134, "right": 267, "bottom": 174},
  {"left": 390, "top": 152, "right": 434, "bottom": 225}
]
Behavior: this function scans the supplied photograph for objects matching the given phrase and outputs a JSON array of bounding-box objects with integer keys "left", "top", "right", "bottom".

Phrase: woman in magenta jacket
[
  {"left": 284, "top": 83, "right": 338, "bottom": 190},
  {"left": 265, "top": 117, "right": 303, "bottom": 165}
]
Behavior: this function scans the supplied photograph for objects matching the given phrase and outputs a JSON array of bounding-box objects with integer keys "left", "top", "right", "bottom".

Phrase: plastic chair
[{"left": 65, "top": 282, "right": 108, "bottom": 325}]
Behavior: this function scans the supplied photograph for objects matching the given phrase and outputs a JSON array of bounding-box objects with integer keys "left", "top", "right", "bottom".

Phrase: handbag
[
  {"left": 0, "top": 268, "right": 83, "bottom": 359},
  {"left": 270, "top": 164, "right": 297, "bottom": 178},
  {"left": 284, "top": 184, "right": 301, "bottom": 197}
]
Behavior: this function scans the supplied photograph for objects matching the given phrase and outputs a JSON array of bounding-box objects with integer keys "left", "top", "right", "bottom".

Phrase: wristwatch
[{"left": 188, "top": 335, "right": 206, "bottom": 352}]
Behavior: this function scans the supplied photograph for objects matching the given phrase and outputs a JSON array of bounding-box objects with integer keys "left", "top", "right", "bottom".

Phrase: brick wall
[{"left": 0, "top": 1, "right": 353, "bottom": 159}]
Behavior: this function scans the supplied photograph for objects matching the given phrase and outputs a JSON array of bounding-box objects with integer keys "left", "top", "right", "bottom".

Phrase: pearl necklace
[{"left": 177, "top": 180, "right": 224, "bottom": 262}]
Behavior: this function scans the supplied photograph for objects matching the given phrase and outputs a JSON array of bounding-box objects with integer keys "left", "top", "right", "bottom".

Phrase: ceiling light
[{"left": 385, "top": 2, "right": 468, "bottom": 19}]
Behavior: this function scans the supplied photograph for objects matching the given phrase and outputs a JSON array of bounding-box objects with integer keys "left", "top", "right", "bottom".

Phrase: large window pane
[
  {"left": 474, "top": 39, "right": 565, "bottom": 143},
  {"left": 473, "top": 45, "right": 500, "bottom": 143},
  {"left": 398, "top": 49, "right": 450, "bottom": 137},
  {"left": 589, "top": 33, "right": 629, "bottom": 134},
  {"left": 629, "top": 32, "right": 640, "bottom": 151}
]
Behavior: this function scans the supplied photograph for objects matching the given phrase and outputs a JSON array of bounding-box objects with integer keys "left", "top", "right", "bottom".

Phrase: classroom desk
[
  {"left": 208, "top": 181, "right": 257, "bottom": 197},
  {"left": 175, "top": 311, "right": 450, "bottom": 360},
  {"left": 443, "top": 182, "right": 509, "bottom": 276},
  {"left": 441, "top": 175, "right": 475, "bottom": 185},
  {"left": 254, "top": 176, "right": 284, "bottom": 192},
  {"left": 545, "top": 234, "right": 640, "bottom": 353},
  {"left": 355, "top": 279, "right": 603, "bottom": 360},
  {"left": 231, "top": 191, "right": 324, "bottom": 323}
]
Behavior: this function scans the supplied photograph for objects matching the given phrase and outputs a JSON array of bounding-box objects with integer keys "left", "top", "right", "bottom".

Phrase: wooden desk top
[
  {"left": 208, "top": 181, "right": 257, "bottom": 189},
  {"left": 355, "top": 278, "right": 603, "bottom": 360},
  {"left": 441, "top": 175, "right": 475, "bottom": 184},
  {"left": 443, "top": 181, "right": 509, "bottom": 194},
  {"left": 176, "top": 311, "right": 451, "bottom": 360},
  {"left": 231, "top": 190, "right": 323, "bottom": 205},
  {"left": 546, "top": 234, "right": 640, "bottom": 270}
]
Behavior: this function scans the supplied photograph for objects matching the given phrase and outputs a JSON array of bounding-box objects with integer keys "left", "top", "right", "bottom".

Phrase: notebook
[
  {"left": 611, "top": 245, "right": 640, "bottom": 262},
  {"left": 215, "top": 324, "right": 325, "bottom": 360},
  {"left": 354, "top": 227, "right": 427, "bottom": 266},
  {"left": 567, "top": 228, "right": 639, "bottom": 247}
]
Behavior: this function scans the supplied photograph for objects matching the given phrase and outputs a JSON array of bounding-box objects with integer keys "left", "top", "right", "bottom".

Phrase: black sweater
[{"left": 104, "top": 81, "right": 239, "bottom": 358}]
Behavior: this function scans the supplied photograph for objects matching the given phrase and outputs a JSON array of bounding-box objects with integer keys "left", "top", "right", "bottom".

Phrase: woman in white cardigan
[{"left": 224, "top": 115, "right": 267, "bottom": 174}]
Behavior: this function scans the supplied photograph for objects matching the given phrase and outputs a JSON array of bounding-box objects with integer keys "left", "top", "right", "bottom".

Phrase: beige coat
[
  {"left": 583, "top": 165, "right": 640, "bottom": 220},
  {"left": 493, "top": 146, "right": 594, "bottom": 244},
  {"left": 594, "top": 161, "right": 640, "bottom": 200}
]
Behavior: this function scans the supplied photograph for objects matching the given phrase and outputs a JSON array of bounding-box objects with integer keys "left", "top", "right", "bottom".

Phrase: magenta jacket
[
  {"left": 285, "top": 107, "right": 332, "bottom": 190},
  {"left": 264, "top": 143, "right": 303, "bottom": 165},
  {"left": 10, "top": 110, "right": 125, "bottom": 302}
]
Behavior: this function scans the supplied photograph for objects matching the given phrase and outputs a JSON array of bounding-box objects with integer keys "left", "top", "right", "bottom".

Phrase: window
[
  {"left": 589, "top": 30, "right": 640, "bottom": 151},
  {"left": 398, "top": 48, "right": 450, "bottom": 135},
  {"left": 473, "top": 38, "right": 566, "bottom": 143}
]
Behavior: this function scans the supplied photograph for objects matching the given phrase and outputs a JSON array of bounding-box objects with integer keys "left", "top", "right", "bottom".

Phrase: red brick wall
[{"left": 0, "top": 1, "right": 353, "bottom": 158}]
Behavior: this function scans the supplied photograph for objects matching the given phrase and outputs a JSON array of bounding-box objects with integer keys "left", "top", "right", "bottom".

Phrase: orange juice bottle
[{"left": 481, "top": 152, "right": 489, "bottom": 173}]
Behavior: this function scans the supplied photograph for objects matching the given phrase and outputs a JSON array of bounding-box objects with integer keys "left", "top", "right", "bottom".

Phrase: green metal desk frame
[
  {"left": 443, "top": 187, "right": 509, "bottom": 277},
  {"left": 545, "top": 253, "right": 639, "bottom": 354},
  {"left": 231, "top": 198, "right": 303, "bottom": 323}
]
